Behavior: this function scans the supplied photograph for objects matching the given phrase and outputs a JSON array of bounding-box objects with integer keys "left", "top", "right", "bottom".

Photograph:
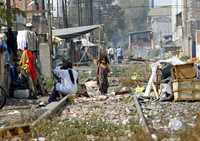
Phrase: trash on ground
[{"left": 168, "top": 118, "right": 183, "bottom": 131}]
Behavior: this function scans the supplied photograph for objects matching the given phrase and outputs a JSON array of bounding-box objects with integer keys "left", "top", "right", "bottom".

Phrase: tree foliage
[{"left": 0, "top": 0, "right": 25, "bottom": 26}]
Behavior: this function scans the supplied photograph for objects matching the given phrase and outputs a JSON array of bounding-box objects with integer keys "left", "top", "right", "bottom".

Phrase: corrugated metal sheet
[{"left": 52, "top": 25, "right": 101, "bottom": 39}]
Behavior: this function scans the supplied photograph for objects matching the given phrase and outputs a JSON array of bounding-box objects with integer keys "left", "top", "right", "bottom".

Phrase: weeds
[
  {"left": 45, "top": 78, "right": 54, "bottom": 91},
  {"left": 32, "top": 117, "right": 130, "bottom": 141},
  {"left": 179, "top": 119, "right": 200, "bottom": 141}
]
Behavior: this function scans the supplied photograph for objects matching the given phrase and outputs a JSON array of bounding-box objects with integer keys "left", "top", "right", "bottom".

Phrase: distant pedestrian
[
  {"left": 116, "top": 46, "right": 123, "bottom": 64},
  {"left": 96, "top": 56, "right": 110, "bottom": 95},
  {"left": 107, "top": 47, "right": 114, "bottom": 63}
]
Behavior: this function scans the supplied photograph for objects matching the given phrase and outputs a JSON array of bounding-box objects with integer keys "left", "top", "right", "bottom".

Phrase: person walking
[
  {"left": 107, "top": 47, "right": 114, "bottom": 63},
  {"left": 116, "top": 46, "right": 123, "bottom": 64},
  {"left": 96, "top": 56, "right": 110, "bottom": 95}
]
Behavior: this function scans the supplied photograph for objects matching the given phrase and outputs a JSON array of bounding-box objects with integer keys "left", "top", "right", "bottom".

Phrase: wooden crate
[
  {"left": 173, "top": 79, "right": 192, "bottom": 92},
  {"left": 174, "top": 91, "right": 200, "bottom": 101},
  {"left": 173, "top": 79, "right": 200, "bottom": 92},
  {"left": 172, "top": 63, "right": 196, "bottom": 80},
  {"left": 173, "top": 79, "right": 200, "bottom": 101},
  {"left": 193, "top": 80, "right": 200, "bottom": 90}
]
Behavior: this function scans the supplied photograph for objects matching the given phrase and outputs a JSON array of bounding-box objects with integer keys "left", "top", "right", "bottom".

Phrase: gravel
[
  {"left": 60, "top": 94, "right": 138, "bottom": 126},
  {"left": 140, "top": 99, "right": 200, "bottom": 137}
]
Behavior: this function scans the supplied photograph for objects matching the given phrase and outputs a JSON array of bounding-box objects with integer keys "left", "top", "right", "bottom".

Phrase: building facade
[
  {"left": 148, "top": 6, "right": 173, "bottom": 48},
  {"left": 182, "top": 0, "right": 200, "bottom": 57}
]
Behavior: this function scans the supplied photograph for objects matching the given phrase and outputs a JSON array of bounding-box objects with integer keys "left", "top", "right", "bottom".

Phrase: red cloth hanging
[
  {"left": 20, "top": 49, "right": 37, "bottom": 81},
  {"left": 27, "top": 50, "right": 37, "bottom": 81}
]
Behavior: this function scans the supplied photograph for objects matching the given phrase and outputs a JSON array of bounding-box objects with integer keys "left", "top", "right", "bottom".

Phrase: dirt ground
[{"left": 2, "top": 63, "right": 200, "bottom": 141}]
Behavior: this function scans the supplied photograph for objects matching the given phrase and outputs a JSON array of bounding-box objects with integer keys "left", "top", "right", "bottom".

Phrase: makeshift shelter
[
  {"left": 52, "top": 25, "right": 101, "bottom": 39},
  {"left": 52, "top": 25, "right": 103, "bottom": 63}
]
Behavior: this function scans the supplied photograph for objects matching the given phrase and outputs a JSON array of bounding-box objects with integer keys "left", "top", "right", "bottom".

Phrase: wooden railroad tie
[{"left": 0, "top": 124, "right": 31, "bottom": 139}]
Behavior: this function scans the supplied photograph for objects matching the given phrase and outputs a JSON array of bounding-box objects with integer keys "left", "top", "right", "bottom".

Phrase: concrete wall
[
  {"left": 151, "top": 16, "right": 172, "bottom": 46},
  {"left": 39, "top": 43, "right": 52, "bottom": 78},
  {"left": 171, "top": 0, "right": 182, "bottom": 41},
  {"left": 182, "top": 0, "right": 200, "bottom": 57}
]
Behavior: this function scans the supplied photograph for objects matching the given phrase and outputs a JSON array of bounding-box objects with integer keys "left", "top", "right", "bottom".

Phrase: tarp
[
  {"left": 52, "top": 25, "right": 101, "bottom": 39},
  {"left": 81, "top": 39, "right": 96, "bottom": 47}
]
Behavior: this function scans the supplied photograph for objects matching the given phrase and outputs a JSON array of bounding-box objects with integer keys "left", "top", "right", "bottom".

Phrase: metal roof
[
  {"left": 52, "top": 25, "right": 101, "bottom": 39},
  {"left": 129, "top": 30, "right": 152, "bottom": 35}
]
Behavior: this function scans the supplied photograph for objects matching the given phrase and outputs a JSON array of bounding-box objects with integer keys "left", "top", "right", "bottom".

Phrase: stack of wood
[{"left": 172, "top": 63, "right": 200, "bottom": 101}]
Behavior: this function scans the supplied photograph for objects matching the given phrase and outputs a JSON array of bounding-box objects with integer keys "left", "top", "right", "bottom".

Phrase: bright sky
[{"left": 155, "top": 0, "right": 172, "bottom": 6}]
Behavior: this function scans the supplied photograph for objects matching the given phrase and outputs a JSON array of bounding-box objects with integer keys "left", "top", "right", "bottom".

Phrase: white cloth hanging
[{"left": 17, "top": 30, "right": 37, "bottom": 51}]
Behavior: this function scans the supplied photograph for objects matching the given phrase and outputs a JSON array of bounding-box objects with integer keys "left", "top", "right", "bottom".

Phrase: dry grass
[{"left": 179, "top": 119, "right": 200, "bottom": 141}]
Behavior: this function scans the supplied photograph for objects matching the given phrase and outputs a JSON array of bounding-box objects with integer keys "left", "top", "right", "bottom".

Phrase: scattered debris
[
  {"left": 168, "top": 118, "right": 183, "bottom": 131},
  {"left": 7, "top": 110, "right": 21, "bottom": 115}
]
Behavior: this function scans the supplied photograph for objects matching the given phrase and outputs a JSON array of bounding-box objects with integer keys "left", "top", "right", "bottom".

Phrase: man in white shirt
[
  {"left": 48, "top": 60, "right": 78, "bottom": 102},
  {"left": 107, "top": 47, "right": 114, "bottom": 63}
]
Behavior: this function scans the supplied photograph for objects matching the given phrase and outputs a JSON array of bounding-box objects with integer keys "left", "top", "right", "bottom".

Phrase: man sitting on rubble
[{"left": 48, "top": 60, "right": 78, "bottom": 103}]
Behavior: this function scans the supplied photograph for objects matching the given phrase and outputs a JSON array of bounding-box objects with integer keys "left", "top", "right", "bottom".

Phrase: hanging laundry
[
  {"left": 20, "top": 49, "right": 37, "bottom": 81},
  {"left": 0, "top": 33, "right": 10, "bottom": 63},
  {"left": 17, "top": 30, "right": 37, "bottom": 51}
]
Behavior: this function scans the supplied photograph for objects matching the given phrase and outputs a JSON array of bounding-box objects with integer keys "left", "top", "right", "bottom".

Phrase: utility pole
[
  {"left": 48, "top": 0, "right": 53, "bottom": 62},
  {"left": 80, "top": 0, "right": 83, "bottom": 25},
  {"left": 98, "top": 1, "right": 102, "bottom": 24},
  {"left": 62, "top": 0, "right": 68, "bottom": 28},
  {"left": 84, "top": 0, "right": 87, "bottom": 25},
  {"left": 57, "top": 0, "right": 59, "bottom": 28},
  {"left": 78, "top": 0, "right": 81, "bottom": 26},
  {"left": 65, "top": 0, "right": 68, "bottom": 27},
  {"left": 90, "top": 0, "right": 93, "bottom": 25}
]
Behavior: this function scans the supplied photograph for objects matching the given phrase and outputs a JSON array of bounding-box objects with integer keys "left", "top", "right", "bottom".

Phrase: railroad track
[
  {"left": 0, "top": 94, "right": 158, "bottom": 141},
  {"left": 133, "top": 95, "right": 157, "bottom": 141},
  {"left": 0, "top": 95, "right": 70, "bottom": 140}
]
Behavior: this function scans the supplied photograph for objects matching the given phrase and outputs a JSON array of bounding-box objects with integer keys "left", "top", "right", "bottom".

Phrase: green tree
[{"left": 0, "top": 0, "right": 25, "bottom": 27}]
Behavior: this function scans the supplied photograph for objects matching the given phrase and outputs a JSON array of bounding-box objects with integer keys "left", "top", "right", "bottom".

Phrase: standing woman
[{"left": 97, "top": 56, "right": 110, "bottom": 95}]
